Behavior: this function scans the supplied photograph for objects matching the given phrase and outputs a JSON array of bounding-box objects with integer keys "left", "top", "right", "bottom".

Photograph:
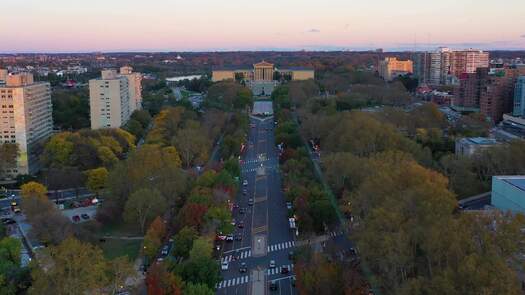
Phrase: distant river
[{"left": 165, "top": 75, "right": 202, "bottom": 82}]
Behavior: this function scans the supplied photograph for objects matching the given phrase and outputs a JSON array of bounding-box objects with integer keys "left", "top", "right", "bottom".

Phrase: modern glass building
[
  {"left": 491, "top": 176, "right": 525, "bottom": 214},
  {"left": 513, "top": 76, "right": 525, "bottom": 117}
]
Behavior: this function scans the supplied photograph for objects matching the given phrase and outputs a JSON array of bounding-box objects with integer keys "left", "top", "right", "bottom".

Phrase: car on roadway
[
  {"left": 239, "top": 262, "right": 247, "bottom": 273},
  {"left": 226, "top": 235, "right": 234, "bottom": 242},
  {"left": 239, "top": 208, "right": 246, "bottom": 214},
  {"left": 221, "top": 261, "right": 229, "bottom": 270},
  {"left": 81, "top": 214, "right": 90, "bottom": 220},
  {"left": 248, "top": 198, "right": 254, "bottom": 206},
  {"left": 161, "top": 245, "right": 170, "bottom": 255},
  {"left": 250, "top": 124, "right": 255, "bottom": 128},
  {"left": 216, "top": 233, "right": 227, "bottom": 241},
  {"left": 281, "top": 265, "right": 289, "bottom": 274},
  {"left": 10, "top": 201, "right": 17, "bottom": 207},
  {"left": 233, "top": 203, "right": 239, "bottom": 209},
  {"left": 2, "top": 218, "right": 15, "bottom": 225},
  {"left": 288, "top": 251, "right": 295, "bottom": 261},
  {"left": 237, "top": 221, "right": 244, "bottom": 228},
  {"left": 286, "top": 202, "right": 293, "bottom": 210},
  {"left": 269, "top": 260, "right": 276, "bottom": 268},
  {"left": 72, "top": 215, "right": 80, "bottom": 222},
  {"left": 12, "top": 207, "right": 21, "bottom": 214},
  {"left": 235, "top": 234, "right": 242, "bottom": 241},
  {"left": 243, "top": 180, "right": 248, "bottom": 186},
  {"left": 242, "top": 189, "right": 247, "bottom": 195},
  {"left": 269, "top": 281, "right": 278, "bottom": 291}
]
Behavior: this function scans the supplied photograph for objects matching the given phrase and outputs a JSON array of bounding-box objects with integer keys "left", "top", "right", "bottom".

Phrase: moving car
[
  {"left": 281, "top": 265, "right": 289, "bottom": 274},
  {"left": 221, "top": 261, "right": 229, "bottom": 270},
  {"left": 243, "top": 180, "right": 248, "bottom": 186},
  {"left": 237, "top": 221, "right": 244, "bottom": 228},
  {"left": 269, "top": 260, "right": 276, "bottom": 268},
  {"left": 248, "top": 198, "right": 254, "bottom": 206},
  {"left": 239, "top": 262, "right": 247, "bottom": 273},
  {"left": 235, "top": 234, "right": 242, "bottom": 241},
  {"left": 269, "top": 281, "right": 278, "bottom": 291},
  {"left": 239, "top": 208, "right": 246, "bottom": 214}
]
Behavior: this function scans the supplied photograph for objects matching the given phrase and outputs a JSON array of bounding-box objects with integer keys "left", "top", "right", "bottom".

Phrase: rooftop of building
[
  {"left": 460, "top": 137, "right": 498, "bottom": 145},
  {"left": 495, "top": 176, "right": 525, "bottom": 193},
  {"left": 277, "top": 66, "right": 314, "bottom": 71}
]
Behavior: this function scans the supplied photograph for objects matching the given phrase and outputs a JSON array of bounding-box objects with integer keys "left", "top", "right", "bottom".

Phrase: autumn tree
[
  {"left": 146, "top": 263, "right": 183, "bottom": 295},
  {"left": 124, "top": 188, "right": 167, "bottom": 233},
  {"left": 29, "top": 238, "right": 108, "bottom": 295},
  {"left": 143, "top": 217, "right": 167, "bottom": 259},
  {"left": 107, "top": 256, "right": 135, "bottom": 294},
  {"left": 85, "top": 167, "right": 109, "bottom": 196},
  {"left": 0, "top": 143, "right": 18, "bottom": 178},
  {"left": 172, "top": 227, "right": 198, "bottom": 258}
]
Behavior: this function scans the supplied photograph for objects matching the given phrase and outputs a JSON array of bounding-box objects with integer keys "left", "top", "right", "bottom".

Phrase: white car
[
  {"left": 221, "top": 261, "right": 229, "bottom": 270},
  {"left": 269, "top": 260, "right": 276, "bottom": 268},
  {"left": 243, "top": 180, "right": 248, "bottom": 186}
]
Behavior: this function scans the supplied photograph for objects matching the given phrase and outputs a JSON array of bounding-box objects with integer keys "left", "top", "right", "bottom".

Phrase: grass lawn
[
  {"left": 97, "top": 238, "right": 142, "bottom": 261},
  {"left": 99, "top": 221, "right": 142, "bottom": 237}
]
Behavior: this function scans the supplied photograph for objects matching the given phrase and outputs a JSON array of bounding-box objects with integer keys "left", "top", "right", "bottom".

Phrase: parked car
[
  {"left": 248, "top": 198, "right": 254, "bottom": 206},
  {"left": 239, "top": 208, "right": 246, "bottom": 214},
  {"left": 12, "top": 207, "right": 21, "bottom": 214},
  {"left": 239, "top": 262, "right": 247, "bottom": 273},
  {"left": 243, "top": 180, "right": 248, "bottom": 186},
  {"left": 161, "top": 245, "right": 169, "bottom": 255},
  {"left": 80, "top": 214, "right": 90, "bottom": 220},
  {"left": 226, "top": 235, "right": 234, "bottom": 242},
  {"left": 2, "top": 218, "right": 15, "bottom": 225},
  {"left": 237, "top": 221, "right": 244, "bottom": 228},
  {"left": 235, "top": 234, "right": 242, "bottom": 241},
  {"left": 72, "top": 215, "right": 80, "bottom": 222}
]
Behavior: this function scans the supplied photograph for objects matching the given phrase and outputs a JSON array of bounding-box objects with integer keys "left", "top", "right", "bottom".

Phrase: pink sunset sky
[{"left": 1, "top": 0, "right": 525, "bottom": 52}]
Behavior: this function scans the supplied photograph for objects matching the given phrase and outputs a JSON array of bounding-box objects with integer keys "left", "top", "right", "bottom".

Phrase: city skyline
[{"left": 1, "top": 0, "right": 525, "bottom": 53}]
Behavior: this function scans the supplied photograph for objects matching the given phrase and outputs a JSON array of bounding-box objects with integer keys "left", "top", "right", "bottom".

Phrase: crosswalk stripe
[{"left": 247, "top": 250, "right": 251, "bottom": 257}]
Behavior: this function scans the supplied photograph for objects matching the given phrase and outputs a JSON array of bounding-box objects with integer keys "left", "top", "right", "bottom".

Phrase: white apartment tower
[
  {"left": 119, "top": 66, "right": 142, "bottom": 112},
  {"left": 0, "top": 71, "right": 53, "bottom": 177},
  {"left": 89, "top": 70, "right": 130, "bottom": 129}
]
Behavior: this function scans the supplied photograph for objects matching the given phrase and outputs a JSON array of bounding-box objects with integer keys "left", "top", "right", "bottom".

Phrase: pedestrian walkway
[
  {"left": 267, "top": 241, "right": 295, "bottom": 252},
  {"left": 216, "top": 275, "right": 250, "bottom": 289},
  {"left": 267, "top": 264, "right": 294, "bottom": 276},
  {"left": 221, "top": 249, "right": 252, "bottom": 263}
]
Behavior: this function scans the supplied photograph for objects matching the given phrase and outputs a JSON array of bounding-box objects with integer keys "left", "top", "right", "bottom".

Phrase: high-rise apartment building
[
  {"left": 453, "top": 68, "right": 488, "bottom": 110},
  {"left": 415, "top": 48, "right": 489, "bottom": 86},
  {"left": 0, "top": 71, "right": 53, "bottom": 177},
  {"left": 119, "top": 66, "right": 142, "bottom": 112},
  {"left": 412, "top": 52, "right": 431, "bottom": 84},
  {"left": 480, "top": 67, "right": 525, "bottom": 123},
  {"left": 378, "top": 57, "right": 413, "bottom": 81},
  {"left": 89, "top": 70, "right": 131, "bottom": 129},
  {"left": 513, "top": 76, "right": 525, "bottom": 117},
  {"left": 450, "top": 50, "right": 490, "bottom": 78}
]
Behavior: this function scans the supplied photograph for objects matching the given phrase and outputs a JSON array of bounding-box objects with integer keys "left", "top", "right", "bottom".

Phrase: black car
[
  {"left": 239, "top": 262, "right": 247, "bottom": 273},
  {"left": 81, "top": 214, "right": 90, "bottom": 220},
  {"left": 239, "top": 208, "right": 246, "bottom": 214},
  {"left": 281, "top": 265, "right": 289, "bottom": 274},
  {"left": 269, "top": 281, "right": 278, "bottom": 291},
  {"left": 235, "top": 234, "right": 242, "bottom": 241},
  {"left": 237, "top": 221, "right": 244, "bottom": 228},
  {"left": 2, "top": 218, "right": 15, "bottom": 225}
]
